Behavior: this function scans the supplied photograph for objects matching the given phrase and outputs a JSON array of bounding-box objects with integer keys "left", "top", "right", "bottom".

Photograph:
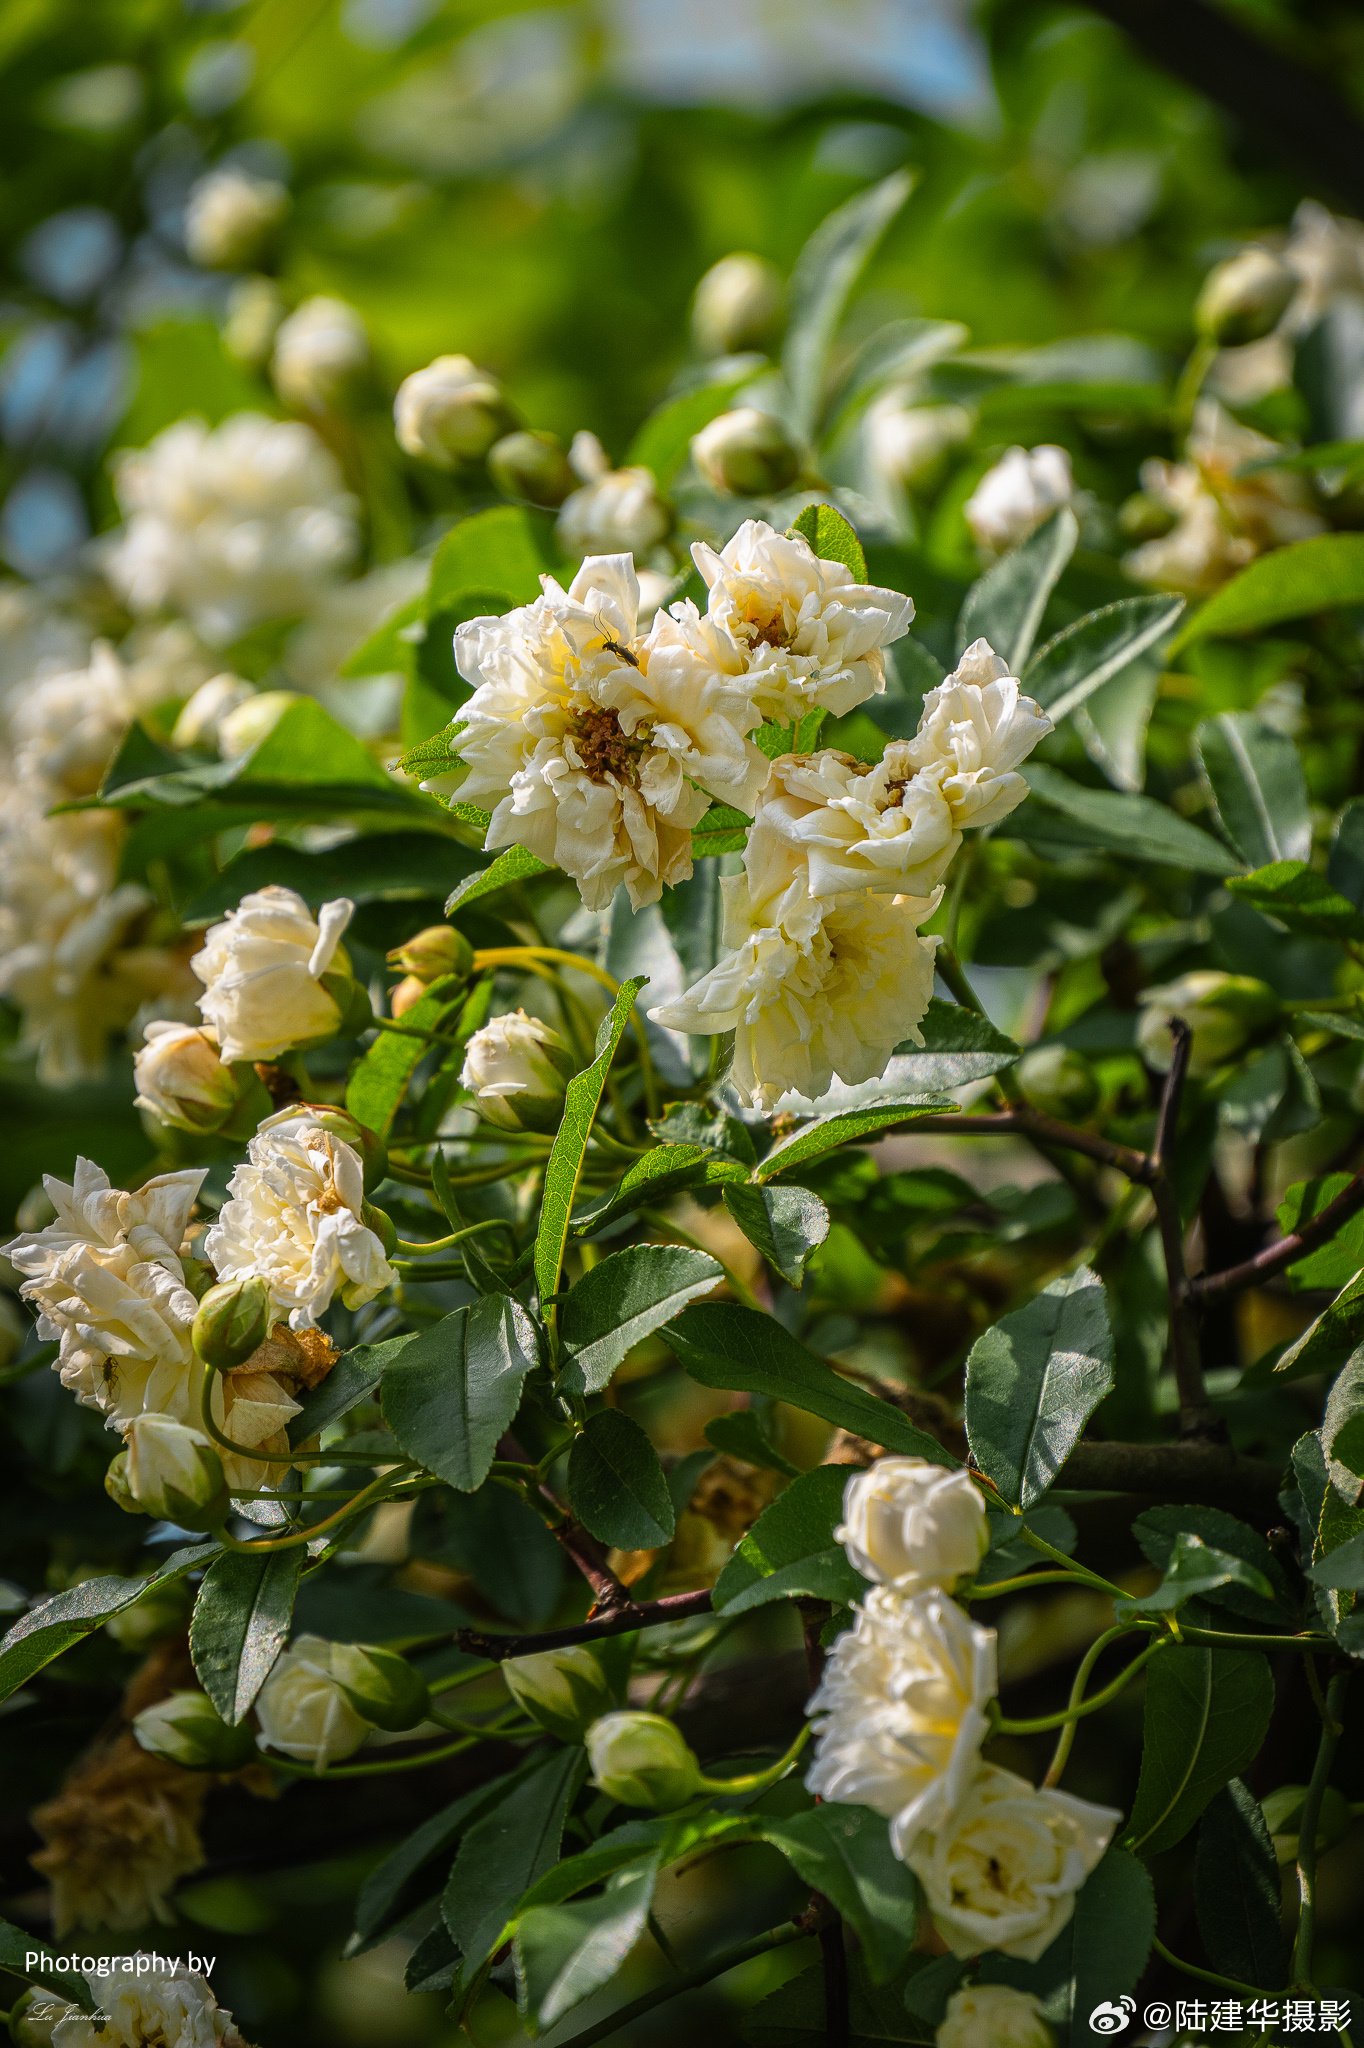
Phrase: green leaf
[
  {"left": 1196, "top": 713, "right": 1312, "bottom": 868},
  {"left": 964, "top": 1268, "right": 1114, "bottom": 1509},
  {"left": 1194, "top": 1781, "right": 1286, "bottom": 1991},
  {"left": 665, "top": 1303, "right": 954, "bottom": 1463},
  {"left": 789, "top": 502, "right": 868, "bottom": 580},
  {"left": 893, "top": 998, "right": 1021, "bottom": 1091},
  {"left": 783, "top": 168, "right": 916, "bottom": 433},
  {"left": 351, "top": 1776, "right": 518, "bottom": 1953},
  {"left": 1116, "top": 1532, "right": 1272, "bottom": 1618},
  {"left": 344, "top": 972, "right": 470, "bottom": 1138},
  {"left": 559, "top": 1244, "right": 722, "bottom": 1394},
  {"left": 703, "top": 1409, "right": 800, "bottom": 1478},
  {"left": 1321, "top": 1346, "right": 1364, "bottom": 1506},
  {"left": 748, "top": 1962, "right": 934, "bottom": 2044},
  {"left": 1306, "top": 1528, "right": 1364, "bottom": 1590},
  {"left": 723, "top": 1183, "right": 830, "bottom": 1285},
  {"left": 1273, "top": 1269, "right": 1364, "bottom": 1383},
  {"left": 535, "top": 976, "right": 646, "bottom": 1315},
  {"left": 567, "top": 1409, "right": 676, "bottom": 1549},
  {"left": 574, "top": 1145, "right": 749, "bottom": 1232},
  {"left": 186, "top": 832, "right": 479, "bottom": 923},
  {"left": 761, "top": 1804, "right": 917, "bottom": 1985},
  {"left": 1015, "top": 764, "right": 1239, "bottom": 875},
  {"left": 628, "top": 371, "right": 760, "bottom": 485},
  {"left": 1174, "top": 532, "right": 1364, "bottom": 646},
  {"left": 1276, "top": 1175, "right": 1364, "bottom": 1291},
  {"left": 0, "top": 1917, "right": 91, "bottom": 2008},
  {"left": 0, "top": 1544, "right": 216, "bottom": 1704},
  {"left": 712, "top": 1465, "right": 866, "bottom": 1617},
  {"left": 427, "top": 505, "right": 549, "bottom": 614},
  {"left": 1124, "top": 1646, "right": 1275, "bottom": 1856},
  {"left": 381, "top": 1297, "right": 541, "bottom": 1493},
  {"left": 189, "top": 1547, "right": 302, "bottom": 1725},
  {"left": 1131, "top": 1506, "right": 1291, "bottom": 1624},
  {"left": 1023, "top": 595, "right": 1184, "bottom": 722},
  {"left": 822, "top": 317, "right": 969, "bottom": 439},
  {"left": 691, "top": 804, "right": 752, "bottom": 856},
  {"left": 1062, "top": 1849, "right": 1156, "bottom": 2048},
  {"left": 398, "top": 721, "right": 461, "bottom": 779},
  {"left": 957, "top": 507, "right": 1078, "bottom": 671},
  {"left": 756, "top": 1097, "right": 953, "bottom": 1181},
  {"left": 1225, "top": 860, "right": 1364, "bottom": 941},
  {"left": 445, "top": 843, "right": 551, "bottom": 915},
  {"left": 288, "top": 1332, "right": 411, "bottom": 1446},
  {"left": 443, "top": 1749, "right": 585, "bottom": 1971},
  {"left": 516, "top": 1858, "right": 659, "bottom": 2029},
  {"left": 1328, "top": 797, "right": 1364, "bottom": 909}
]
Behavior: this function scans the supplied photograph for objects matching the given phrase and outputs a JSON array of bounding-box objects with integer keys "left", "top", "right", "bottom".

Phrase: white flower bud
[
  {"left": 134, "top": 1021, "right": 238, "bottom": 1135},
  {"left": 938, "top": 1985, "right": 1055, "bottom": 2048},
  {"left": 556, "top": 461, "right": 672, "bottom": 560},
  {"left": 585, "top": 1711, "right": 702, "bottom": 1810},
  {"left": 388, "top": 925, "right": 475, "bottom": 986},
  {"left": 691, "top": 252, "right": 784, "bottom": 357},
  {"left": 460, "top": 1010, "right": 574, "bottom": 1133},
  {"left": 223, "top": 274, "right": 284, "bottom": 368},
  {"left": 1015, "top": 1044, "right": 1099, "bottom": 1122},
  {"left": 1196, "top": 247, "right": 1297, "bottom": 347},
  {"left": 191, "top": 885, "right": 356, "bottom": 1065},
  {"left": 9, "top": 1986, "right": 79, "bottom": 2047},
  {"left": 488, "top": 429, "right": 577, "bottom": 508},
  {"left": 132, "top": 1690, "right": 256, "bottom": 1770},
  {"left": 192, "top": 1276, "right": 273, "bottom": 1373},
  {"left": 503, "top": 1646, "right": 616, "bottom": 1741},
  {"left": 865, "top": 396, "right": 972, "bottom": 492},
  {"left": 216, "top": 688, "right": 300, "bottom": 759},
  {"left": 171, "top": 673, "right": 254, "bottom": 751},
  {"left": 964, "top": 445, "right": 1074, "bottom": 556},
  {"left": 184, "top": 165, "right": 288, "bottom": 270},
  {"left": 394, "top": 354, "right": 518, "bottom": 468},
  {"left": 254, "top": 1634, "right": 375, "bottom": 1767},
  {"left": 692, "top": 407, "right": 802, "bottom": 497},
  {"left": 271, "top": 295, "right": 370, "bottom": 413},
  {"left": 329, "top": 1642, "right": 429, "bottom": 1731},
  {"left": 836, "top": 1458, "right": 989, "bottom": 1595},
  {"left": 1136, "top": 971, "right": 1280, "bottom": 1075},
  {"left": 113, "top": 1416, "right": 227, "bottom": 1530}
]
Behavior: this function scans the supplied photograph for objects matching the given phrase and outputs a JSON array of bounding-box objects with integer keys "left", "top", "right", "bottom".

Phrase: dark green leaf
[
  {"left": 1063, "top": 1849, "right": 1156, "bottom": 2047},
  {"left": 0, "top": 1544, "right": 216, "bottom": 1704},
  {"left": 427, "top": 505, "right": 549, "bottom": 613},
  {"left": 187, "top": 832, "right": 478, "bottom": 922},
  {"left": 1174, "top": 532, "right": 1364, "bottom": 645},
  {"left": 664, "top": 1303, "right": 955, "bottom": 1463},
  {"left": 957, "top": 507, "right": 1078, "bottom": 671},
  {"left": 189, "top": 1547, "right": 302, "bottom": 1725},
  {"left": 964, "top": 1269, "right": 1114, "bottom": 1508},
  {"left": 516, "top": 1858, "right": 659, "bottom": 2029},
  {"left": 535, "top": 977, "right": 647, "bottom": 1314},
  {"left": 381, "top": 1297, "right": 540, "bottom": 1492},
  {"left": 445, "top": 843, "right": 551, "bottom": 915},
  {"left": 1016, "top": 765, "right": 1239, "bottom": 875},
  {"left": 761, "top": 1804, "right": 917, "bottom": 1985},
  {"left": 574, "top": 1146, "right": 749, "bottom": 1232},
  {"left": 1273, "top": 1269, "right": 1364, "bottom": 1383},
  {"left": 723, "top": 1183, "right": 830, "bottom": 1285},
  {"left": 1321, "top": 1347, "right": 1364, "bottom": 1506},
  {"left": 757, "top": 1098, "right": 953, "bottom": 1181},
  {"left": 1328, "top": 798, "right": 1364, "bottom": 909},
  {"left": 713, "top": 1466, "right": 866, "bottom": 1616},
  {"left": 1195, "top": 1781, "right": 1285, "bottom": 1991},
  {"left": 784, "top": 169, "right": 916, "bottom": 433},
  {"left": 442, "top": 1748, "right": 585, "bottom": 1971},
  {"left": 288, "top": 1332, "right": 411, "bottom": 1446},
  {"left": 1116, "top": 1532, "right": 1272, "bottom": 1618},
  {"left": 568, "top": 1409, "right": 675, "bottom": 1549},
  {"left": 1276, "top": 1175, "right": 1364, "bottom": 1291},
  {"left": 1023, "top": 595, "right": 1184, "bottom": 722},
  {"left": 703, "top": 1410, "right": 801, "bottom": 1478},
  {"left": 345, "top": 972, "right": 469, "bottom": 1138},
  {"left": 0, "top": 1918, "right": 91, "bottom": 2008},
  {"left": 789, "top": 502, "right": 868, "bottom": 581},
  {"left": 559, "top": 1244, "right": 722, "bottom": 1395},
  {"left": 1131, "top": 1506, "right": 1291, "bottom": 1624},
  {"left": 1307, "top": 1529, "right": 1364, "bottom": 1590},
  {"left": 629, "top": 371, "right": 760, "bottom": 484},
  {"left": 350, "top": 1774, "right": 518, "bottom": 1953},
  {"left": 1225, "top": 861, "right": 1364, "bottom": 940},
  {"left": 747, "top": 1961, "right": 933, "bottom": 2044},
  {"left": 1197, "top": 714, "right": 1311, "bottom": 868},
  {"left": 1125, "top": 1646, "right": 1275, "bottom": 1856}
]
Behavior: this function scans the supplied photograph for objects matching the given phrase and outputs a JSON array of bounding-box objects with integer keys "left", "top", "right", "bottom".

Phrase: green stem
[
  {"left": 1292, "top": 1670, "right": 1350, "bottom": 1988},
  {"left": 995, "top": 1634, "right": 1166, "bottom": 1736},
  {"left": 1152, "top": 1935, "right": 1275, "bottom": 2002},
  {"left": 393, "top": 1218, "right": 516, "bottom": 1258},
  {"left": 1020, "top": 1527, "right": 1127, "bottom": 1600},
  {"left": 370, "top": 1016, "right": 464, "bottom": 1048},
  {"left": 267, "top": 1731, "right": 478, "bottom": 1778},
  {"left": 199, "top": 1371, "right": 384, "bottom": 1468},
  {"left": 217, "top": 1470, "right": 409, "bottom": 1554},
  {"left": 1176, "top": 1626, "right": 1334, "bottom": 1654},
  {"left": 1044, "top": 1624, "right": 1150, "bottom": 1785},
  {"left": 696, "top": 1723, "right": 811, "bottom": 1798},
  {"left": 549, "top": 1919, "right": 810, "bottom": 2048},
  {"left": 968, "top": 1570, "right": 1082, "bottom": 1600}
]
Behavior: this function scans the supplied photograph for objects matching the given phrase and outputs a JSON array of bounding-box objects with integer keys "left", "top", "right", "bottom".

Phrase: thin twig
[
  {"left": 1188, "top": 1171, "right": 1364, "bottom": 1303},
  {"left": 451, "top": 1587, "right": 714, "bottom": 1661},
  {"left": 1148, "top": 1020, "right": 1211, "bottom": 1431}
]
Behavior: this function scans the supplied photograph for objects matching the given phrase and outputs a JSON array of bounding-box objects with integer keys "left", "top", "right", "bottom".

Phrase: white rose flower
[
  {"left": 937, "top": 1984, "right": 1055, "bottom": 2048},
  {"left": 134, "top": 1021, "right": 237, "bottom": 1133},
  {"left": 837, "top": 1458, "right": 989, "bottom": 1595},
  {"left": 1282, "top": 199, "right": 1364, "bottom": 332},
  {"left": 271, "top": 295, "right": 369, "bottom": 413},
  {"left": 7, "top": 1158, "right": 205, "bottom": 1419},
  {"left": 254, "top": 1635, "right": 374, "bottom": 1767},
  {"left": 54, "top": 1962, "right": 252, "bottom": 2048},
  {"left": 585, "top": 1711, "right": 702, "bottom": 1809},
  {"left": 191, "top": 885, "right": 356, "bottom": 1064},
  {"left": 742, "top": 748, "right": 961, "bottom": 920},
  {"left": 905, "top": 1763, "right": 1119, "bottom": 1959},
  {"left": 1135, "top": 970, "right": 1279, "bottom": 1076},
  {"left": 460, "top": 1010, "right": 574, "bottom": 1132},
  {"left": 204, "top": 1111, "right": 395, "bottom": 1328},
  {"left": 452, "top": 554, "right": 766, "bottom": 911},
  {"left": 116, "top": 1415, "right": 226, "bottom": 1526},
  {"left": 684, "top": 518, "right": 915, "bottom": 724},
  {"left": 557, "top": 432, "right": 672, "bottom": 558},
  {"left": 183, "top": 163, "right": 287, "bottom": 270},
  {"left": 106, "top": 413, "right": 358, "bottom": 645},
  {"left": 8, "top": 640, "right": 144, "bottom": 799},
  {"left": 905, "top": 641, "right": 1052, "bottom": 830},
  {"left": 865, "top": 396, "right": 972, "bottom": 494},
  {"left": 964, "top": 445, "right": 1074, "bottom": 555},
  {"left": 171, "top": 673, "right": 255, "bottom": 751},
  {"left": 805, "top": 1588, "right": 996, "bottom": 1851},
  {"left": 651, "top": 875, "right": 938, "bottom": 1110},
  {"left": 394, "top": 353, "right": 517, "bottom": 467}
]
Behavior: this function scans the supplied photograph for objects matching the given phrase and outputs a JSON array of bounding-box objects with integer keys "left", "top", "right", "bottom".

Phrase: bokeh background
[{"left": 3, "top": 2, "right": 1364, "bottom": 2042}]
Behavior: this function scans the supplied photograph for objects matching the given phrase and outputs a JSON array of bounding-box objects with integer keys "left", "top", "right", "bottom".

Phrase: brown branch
[
  {"left": 1063, "top": 1440, "right": 1282, "bottom": 1524},
  {"left": 1187, "top": 1171, "right": 1364, "bottom": 1304},
  {"left": 1146, "top": 1021, "right": 1213, "bottom": 1433},
  {"left": 905, "top": 1111, "right": 1153, "bottom": 1184},
  {"left": 452, "top": 1587, "right": 713, "bottom": 1662}
]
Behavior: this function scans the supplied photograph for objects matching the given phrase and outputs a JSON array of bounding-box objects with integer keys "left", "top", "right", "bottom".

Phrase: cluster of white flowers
[
  {"left": 41, "top": 1959, "right": 254, "bottom": 2048},
  {"left": 0, "top": 638, "right": 202, "bottom": 1084},
  {"left": 807, "top": 1457, "right": 1119, "bottom": 1973},
  {"left": 106, "top": 413, "right": 358, "bottom": 645}
]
